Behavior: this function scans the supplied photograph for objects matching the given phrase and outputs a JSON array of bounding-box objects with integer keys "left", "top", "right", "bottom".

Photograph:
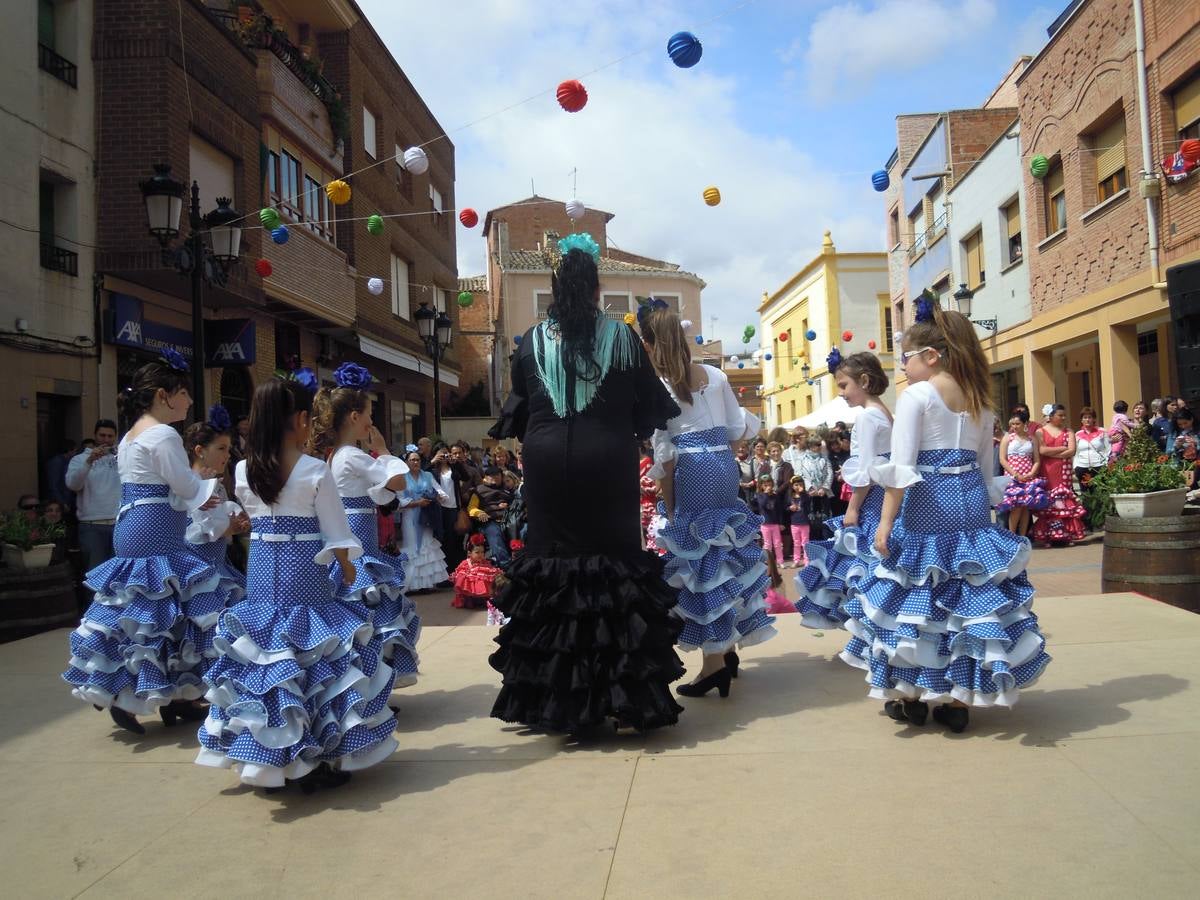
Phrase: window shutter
[
  {"left": 965, "top": 231, "right": 983, "bottom": 287},
  {"left": 1174, "top": 75, "right": 1200, "bottom": 133},
  {"left": 1094, "top": 117, "right": 1126, "bottom": 182},
  {"left": 1006, "top": 201, "right": 1021, "bottom": 238},
  {"left": 1045, "top": 163, "right": 1064, "bottom": 196}
]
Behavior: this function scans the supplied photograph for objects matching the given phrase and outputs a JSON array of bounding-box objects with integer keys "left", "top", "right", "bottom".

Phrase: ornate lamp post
[
  {"left": 952, "top": 283, "right": 998, "bottom": 333},
  {"left": 415, "top": 301, "right": 453, "bottom": 435},
  {"left": 140, "top": 164, "right": 243, "bottom": 411}
]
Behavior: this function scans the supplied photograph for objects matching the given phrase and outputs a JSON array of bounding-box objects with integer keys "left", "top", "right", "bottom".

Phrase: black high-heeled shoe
[
  {"left": 676, "top": 667, "right": 732, "bottom": 698},
  {"left": 932, "top": 704, "right": 969, "bottom": 733},
  {"left": 110, "top": 706, "right": 145, "bottom": 735},
  {"left": 724, "top": 650, "right": 740, "bottom": 679}
]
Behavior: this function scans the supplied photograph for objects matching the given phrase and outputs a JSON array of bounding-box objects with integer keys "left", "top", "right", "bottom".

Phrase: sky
[{"left": 357, "top": 0, "right": 1061, "bottom": 348}]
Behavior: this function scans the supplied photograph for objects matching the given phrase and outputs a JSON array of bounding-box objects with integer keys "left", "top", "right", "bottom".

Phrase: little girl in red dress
[{"left": 452, "top": 535, "right": 501, "bottom": 612}]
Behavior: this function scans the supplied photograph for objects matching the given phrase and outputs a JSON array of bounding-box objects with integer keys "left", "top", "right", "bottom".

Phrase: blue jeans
[
  {"left": 480, "top": 521, "right": 510, "bottom": 566},
  {"left": 77, "top": 522, "right": 115, "bottom": 575}
]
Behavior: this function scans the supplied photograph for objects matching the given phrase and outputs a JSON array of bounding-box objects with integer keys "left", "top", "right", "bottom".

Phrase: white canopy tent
[{"left": 779, "top": 395, "right": 860, "bottom": 430}]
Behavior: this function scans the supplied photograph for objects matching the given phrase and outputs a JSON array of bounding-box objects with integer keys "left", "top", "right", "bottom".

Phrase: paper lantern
[
  {"left": 326, "top": 179, "right": 351, "bottom": 205},
  {"left": 868, "top": 339, "right": 877, "bottom": 350},
  {"left": 729, "top": 355, "right": 738, "bottom": 363},
  {"left": 779, "top": 332, "right": 789, "bottom": 342},
  {"left": 403, "top": 146, "right": 429, "bottom": 175},
  {"left": 565, "top": 198, "right": 586, "bottom": 221},
  {"left": 737, "top": 362, "right": 744, "bottom": 369},
  {"left": 680, "top": 319, "right": 693, "bottom": 329},
  {"left": 695, "top": 335, "right": 704, "bottom": 345},
  {"left": 457, "top": 291, "right": 474, "bottom": 308},
  {"left": 1030, "top": 154, "right": 1050, "bottom": 178},
  {"left": 764, "top": 352, "right": 772, "bottom": 360},
  {"left": 667, "top": 31, "right": 703, "bottom": 68},
  {"left": 842, "top": 330, "right": 853, "bottom": 341},
  {"left": 259, "top": 207, "right": 281, "bottom": 230},
  {"left": 459, "top": 208, "right": 479, "bottom": 228},
  {"left": 1181, "top": 139, "right": 1200, "bottom": 164},
  {"left": 254, "top": 258, "right": 272, "bottom": 278},
  {"left": 513, "top": 335, "right": 522, "bottom": 345},
  {"left": 556, "top": 79, "right": 588, "bottom": 113},
  {"left": 366, "top": 214, "right": 384, "bottom": 235},
  {"left": 871, "top": 170, "right": 890, "bottom": 192},
  {"left": 367, "top": 277, "right": 384, "bottom": 295},
  {"left": 703, "top": 186, "right": 721, "bottom": 206},
  {"left": 805, "top": 329, "right": 817, "bottom": 340},
  {"left": 271, "top": 226, "right": 289, "bottom": 244}
]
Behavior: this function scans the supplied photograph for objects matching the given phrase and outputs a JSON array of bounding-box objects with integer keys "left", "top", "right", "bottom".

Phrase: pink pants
[
  {"left": 760, "top": 524, "right": 784, "bottom": 561},
  {"left": 790, "top": 524, "right": 810, "bottom": 564}
]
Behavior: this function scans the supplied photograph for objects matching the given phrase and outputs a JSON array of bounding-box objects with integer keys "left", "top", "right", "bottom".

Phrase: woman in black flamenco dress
[{"left": 488, "top": 243, "right": 686, "bottom": 735}]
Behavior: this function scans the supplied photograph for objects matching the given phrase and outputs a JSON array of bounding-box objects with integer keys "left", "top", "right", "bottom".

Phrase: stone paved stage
[{"left": 3, "top": 590, "right": 1197, "bottom": 898}]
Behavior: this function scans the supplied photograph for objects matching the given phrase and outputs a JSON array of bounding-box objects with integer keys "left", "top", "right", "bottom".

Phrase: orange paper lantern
[{"left": 556, "top": 80, "right": 588, "bottom": 113}]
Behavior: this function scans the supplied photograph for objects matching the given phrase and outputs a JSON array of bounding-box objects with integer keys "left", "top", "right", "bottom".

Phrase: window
[
  {"left": 1093, "top": 115, "right": 1127, "bottom": 202},
  {"left": 395, "top": 141, "right": 412, "bottom": 199},
  {"left": 536, "top": 291, "right": 554, "bottom": 319},
  {"left": 1173, "top": 73, "right": 1200, "bottom": 140},
  {"left": 1002, "top": 198, "right": 1022, "bottom": 265},
  {"left": 888, "top": 207, "right": 900, "bottom": 248},
  {"left": 39, "top": 0, "right": 55, "bottom": 48},
  {"left": 636, "top": 294, "right": 681, "bottom": 314},
  {"left": 303, "top": 174, "right": 334, "bottom": 241},
  {"left": 962, "top": 229, "right": 984, "bottom": 289},
  {"left": 274, "top": 321, "right": 301, "bottom": 370},
  {"left": 390, "top": 255, "right": 409, "bottom": 319},
  {"left": 925, "top": 183, "right": 944, "bottom": 236},
  {"left": 363, "top": 107, "right": 377, "bottom": 159},
  {"left": 37, "top": 0, "right": 75, "bottom": 87},
  {"left": 266, "top": 150, "right": 279, "bottom": 200},
  {"left": 908, "top": 206, "right": 925, "bottom": 256},
  {"left": 39, "top": 177, "right": 77, "bottom": 276},
  {"left": 188, "top": 134, "right": 235, "bottom": 215},
  {"left": 1138, "top": 329, "right": 1159, "bottom": 356},
  {"left": 434, "top": 287, "right": 447, "bottom": 314},
  {"left": 279, "top": 150, "right": 300, "bottom": 219},
  {"left": 882, "top": 302, "right": 894, "bottom": 352},
  {"left": 1044, "top": 160, "right": 1066, "bottom": 235},
  {"left": 429, "top": 183, "right": 443, "bottom": 214},
  {"left": 789, "top": 399, "right": 796, "bottom": 420}
]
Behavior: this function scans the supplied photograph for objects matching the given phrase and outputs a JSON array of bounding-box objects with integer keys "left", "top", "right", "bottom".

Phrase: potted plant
[
  {"left": 2, "top": 512, "right": 65, "bottom": 570},
  {"left": 1084, "top": 426, "right": 1188, "bottom": 526}
]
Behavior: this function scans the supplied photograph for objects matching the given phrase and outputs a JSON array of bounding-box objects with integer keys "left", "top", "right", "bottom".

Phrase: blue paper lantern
[
  {"left": 737, "top": 362, "right": 744, "bottom": 369},
  {"left": 513, "top": 335, "right": 522, "bottom": 345},
  {"left": 871, "top": 170, "right": 890, "bottom": 192},
  {"left": 271, "top": 226, "right": 289, "bottom": 244},
  {"left": 764, "top": 352, "right": 772, "bottom": 360},
  {"left": 695, "top": 335, "right": 704, "bottom": 345},
  {"left": 667, "top": 31, "right": 703, "bottom": 68},
  {"left": 805, "top": 329, "right": 817, "bottom": 341}
]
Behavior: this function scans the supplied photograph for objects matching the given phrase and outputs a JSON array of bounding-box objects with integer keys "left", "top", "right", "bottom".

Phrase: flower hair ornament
[
  {"left": 404, "top": 443, "right": 419, "bottom": 455},
  {"left": 159, "top": 347, "right": 189, "bottom": 373},
  {"left": 275, "top": 365, "right": 319, "bottom": 395},
  {"left": 635, "top": 296, "right": 670, "bottom": 328},
  {"left": 333, "top": 361, "right": 373, "bottom": 391},
  {"left": 467, "top": 533, "right": 487, "bottom": 548},
  {"left": 1041, "top": 403, "right": 1056, "bottom": 418},
  {"left": 556, "top": 232, "right": 601, "bottom": 262},
  {"left": 914, "top": 290, "right": 937, "bottom": 324},
  {"left": 826, "top": 347, "right": 843, "bottom": 372},
  {"left": 207, "top": 404, "right": 232, "bottom": 432}
]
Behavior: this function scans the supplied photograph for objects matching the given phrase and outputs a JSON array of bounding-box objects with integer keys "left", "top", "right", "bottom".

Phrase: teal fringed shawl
[{"left": 532, "top": 314, "right": 638, "bottom": 418}]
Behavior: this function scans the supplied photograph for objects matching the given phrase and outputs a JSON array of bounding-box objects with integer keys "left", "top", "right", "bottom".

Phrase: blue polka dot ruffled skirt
[
  {"left": 63, "top": 484, "right": 242, "bottom": 715},
  {"left": 657, "top": 429, "right": 776, "bottom": 654},
  {"left": 842, "top": 450, "right": 1051, "bottom": 708},
  {"left": 336, "top": 497, "right": 421, "bottom": 684},
  {"left": 195, "top": 516, "right": 398, "bottom": 787}
]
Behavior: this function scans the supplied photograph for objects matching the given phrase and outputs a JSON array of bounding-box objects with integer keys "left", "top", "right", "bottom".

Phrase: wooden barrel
[
  {"left": 1102, "top": 514, "right": 1200, "bottom": 613},
  {"left": 0, "top": 562, "right": 78, "bottom": 643}
]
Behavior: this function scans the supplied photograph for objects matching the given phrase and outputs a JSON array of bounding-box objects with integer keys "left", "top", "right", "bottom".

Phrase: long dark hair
[
  {"left": 117, "top": 361, "right": 189, "bottom": 421},
  {"left": 547, "top": 248, "right": 602, "bottom": 383},
  {"left": 246, "top": 379, "right": 313, "bottom": 505}
]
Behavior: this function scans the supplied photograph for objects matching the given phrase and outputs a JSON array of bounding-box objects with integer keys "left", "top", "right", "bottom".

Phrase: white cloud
[
  {"left": 795, "top": 0, "right": 997, "bottom": 101},
  {"left": 358, "top": 0, "right": 882, "bottom": 350}
]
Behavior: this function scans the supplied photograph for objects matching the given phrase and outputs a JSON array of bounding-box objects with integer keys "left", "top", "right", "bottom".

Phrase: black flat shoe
[
  {"left": 884, "top": 699, "right": 929, "bottom": 725},
  {"left": 159, "top": 704, "right": 179, "bottom": 727},
  {"left": 932, "top": 704, "right": 969, "bottom": 733},
  {"left": 676, "top": 667, "right": 732, "bottom": 698},
  {"left": 724, "top": 650, "right": 740, "bottom": 679},
  {"left": 110, "top": 707, "right": 145, "bottom": 735},
  {"left": 176, "top": 701, "right": 208, "bottom": 723}
]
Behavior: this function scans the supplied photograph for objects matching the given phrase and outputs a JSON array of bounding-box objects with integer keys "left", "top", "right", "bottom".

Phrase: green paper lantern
[
  {"left": 457, "top": 291, "right": 474, "bottom": 308},
  {"left": 1030, "top": 155, "right": 1050, "bottom": 179},
  {"left": 366, "top": 214, "right": 384, "bottom": 235},
  {"left": 259, "top": 207, "right": 281, "bottom": 230}
]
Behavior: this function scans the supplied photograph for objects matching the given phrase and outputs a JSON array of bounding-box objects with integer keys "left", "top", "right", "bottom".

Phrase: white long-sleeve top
[
  {"left": 649, "top": 365, "right": 761, "bottom": 479},
  {"left": 185, "top": 481, "right": 241, "bottom": 544},
  {"left": 117, "top": 424, "right": 216, "bottom": 512},
  {"left": 840, "top": 407, "right": 893, "bottom": 488},
  {"left": 870, "top": 380, "right": 1003, "bottom": 506},
  {"left": 234, "top": 455, "right": 362, "bottom": 565},
  {"left": 65, "top": 445, "right": 122, "bottom": 522},
  {"left": 329, "top": 445, "right": 407, "bottom": 504}
]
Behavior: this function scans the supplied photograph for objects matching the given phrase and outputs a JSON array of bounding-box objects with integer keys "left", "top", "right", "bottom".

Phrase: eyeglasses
[
  {"left": 19, "top": 503, "right": 40, "bottom": 511},
  {"left": 900, "top": 346, "right": 937, "bottom": 364}
]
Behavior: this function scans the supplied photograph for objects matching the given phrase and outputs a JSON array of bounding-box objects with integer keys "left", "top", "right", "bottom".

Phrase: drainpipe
[{"left": 1132, "top": 0, "right": 1162, "bottom": 285}]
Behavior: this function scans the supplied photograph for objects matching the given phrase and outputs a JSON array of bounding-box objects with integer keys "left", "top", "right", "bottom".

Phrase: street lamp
[
  {"left": 415, "top": 301, "right": 453, "bottom": 435},
  {"left": 140, "top": 164, "right": 243, "bottom": 412},
  {"left": 952, "top": 283, "right": 998, "bottom": 333}
]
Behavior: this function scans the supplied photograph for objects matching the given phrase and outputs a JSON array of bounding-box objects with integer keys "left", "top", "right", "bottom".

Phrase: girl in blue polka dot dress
[
  {"left": 642, "top": 307, "right": 775, "bottom": 699},
  {"left": 196, "top": 377, "right": 397, "bottom": 792},
  {"left": 63, "top": 354, "right": 231, "bottom": 735},
  {"left": 795, "top": 350, "right": 892, "bottom": 631},
  {"left": 311, "top": 362, "right": 421, "bottom": 690},
  {"left": 847, "top": 297, "right": 1050, "bottom": 733}
]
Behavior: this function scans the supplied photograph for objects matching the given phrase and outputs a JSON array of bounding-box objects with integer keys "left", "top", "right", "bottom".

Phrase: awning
[
  {"left": 780, "top": 396, "right": 861, "bottom": 429},
  {"left": 358, "top": 335, "right": 459, "bottom": 388}
]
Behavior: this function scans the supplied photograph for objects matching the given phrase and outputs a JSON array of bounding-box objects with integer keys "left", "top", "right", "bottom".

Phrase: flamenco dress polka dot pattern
[
  {"left": 184, "top": 487, "right": 247, "bottom": 673},
  {"left": 842, "top": 383, "right": 1050, "bottom": 708},
  {"left": 1031, "top": 428, "right": 1086, "bottom": 545},
  {"left": 196, "top": 456, "right": 397, "bottom": 788},
  {"left": 63, "top": 425, "right": 226, "bottom": 715},
  {"left": 795, "top": 407, "right": 892, "bottom": 630},
  {"left": 994, "top": 440, "right": 1049, "bottom": 514}
]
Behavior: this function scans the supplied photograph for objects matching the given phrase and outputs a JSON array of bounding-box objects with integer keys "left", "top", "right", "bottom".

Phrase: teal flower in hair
[{"left": 556, "top": 232, "right": 601, "bottom": 261}]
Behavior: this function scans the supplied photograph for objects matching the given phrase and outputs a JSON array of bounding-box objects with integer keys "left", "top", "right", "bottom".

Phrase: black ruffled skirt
[{"left": 488, "top": 551, "right": 686, "bottom": 733}]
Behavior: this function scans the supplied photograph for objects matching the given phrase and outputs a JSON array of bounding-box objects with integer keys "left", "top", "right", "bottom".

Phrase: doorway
[{"left": 36, "top": 392, "right": 80, "bottom": 501}]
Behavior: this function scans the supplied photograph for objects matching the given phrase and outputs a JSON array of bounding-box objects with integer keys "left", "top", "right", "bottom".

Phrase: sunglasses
[
  {"left": 900, "top": 346, "right": 937, "bottom": 363},
  {"left": 19, "top": 503, "right": 40, "bottom": 511}
]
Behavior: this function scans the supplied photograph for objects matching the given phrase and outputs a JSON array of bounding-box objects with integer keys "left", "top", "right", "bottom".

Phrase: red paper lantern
[
  {"left": 868, "top": 339, "right": 877, "bottom": 350},
  {"left": 556, "top": 79, "right": 588, "bottom": 113},
  {"left": 254, "top": 258, "right": 272, "bottom": 278},
  {"left": 842, "top": 330, "right": 854, "bottom": 341},
  {"left": 779, "top": 332, "right": 789, "bottom": 342},
  {"left": 458, "top": 208, "right": 479, "bottom": 228},
  {"left": 1181, "top": 139, "right": 1200, "bottom": 164}
]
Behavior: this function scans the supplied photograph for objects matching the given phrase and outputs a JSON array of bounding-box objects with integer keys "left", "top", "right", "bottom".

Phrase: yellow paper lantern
[
  {"left": 326, "top": 179, "right": 351, "bottom": 205},
  {"left": 623, "top": 312, "right": 636, "bottom": 326},
  {"left": 703, "top": 186, "right": 721, "bottom": 206}
]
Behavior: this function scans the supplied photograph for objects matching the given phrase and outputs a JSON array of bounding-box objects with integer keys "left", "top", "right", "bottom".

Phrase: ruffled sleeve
[
  {"left": 869, "top": 387, "right": 925, "bottom": 489},
  {"left": 350, "top": 449, "right": 407, "bottom": 505},
  {"left": 186, "top": 492, "right": 237, "bottom": 544},
  {"left": 632, "top": 337, "right": 682, "bottom": 439},
  {"left": 976, "top": 410, "right": 1006, "bottom": 506},
  {"left": 648, "top": 426, "right": 675, "bottom": 480},
  {"left": 841, "top": 410, "right": 887, "bottom": 488},
  {"left": 714, "top": 367, "right": 760, "bottom": 439},
  {"left": 151, "top": 426, "right": 217, "bottom": 512},
  {"left": 312, "top": 463, "right": 363, "bottom": 565},
  {"left": 489, "top": 343, "right": 530, "bottom": 441}
]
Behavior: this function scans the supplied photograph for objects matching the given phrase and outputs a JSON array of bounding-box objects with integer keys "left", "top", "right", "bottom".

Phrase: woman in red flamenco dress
[
  {"left": 639, "top": 447, "right": 662, "bottom": 553},
  {"left": 1031, "top": 403, "right": 1086, "bottom": 545}
]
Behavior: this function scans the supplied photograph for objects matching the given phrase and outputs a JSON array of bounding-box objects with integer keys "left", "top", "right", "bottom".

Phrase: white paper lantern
[
  {"left": 367, "top": 277, "right": 384, "bottom": 295},
  {"left": 680, "top": 319, "right": 693, "bottom": 330},
  {"left": 565, "top": 198, "right": 585, "bottom": 221},
  {"left": 729, "top": 355, "right": 738, "bottom": 364},
  {"left": 402, "top": 146, "right": 429, "bottom": 175}
]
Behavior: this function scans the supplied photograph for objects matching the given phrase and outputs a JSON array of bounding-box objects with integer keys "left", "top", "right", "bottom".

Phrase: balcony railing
[
  {"left": 38, "top": 44, "right": 77, "bottom": 88},
  {"left": 41, "top": 242, "right": 78, "bottom": 276},
  {"left": 907, "top": 211, "right": 949, "bottom": 261}
]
